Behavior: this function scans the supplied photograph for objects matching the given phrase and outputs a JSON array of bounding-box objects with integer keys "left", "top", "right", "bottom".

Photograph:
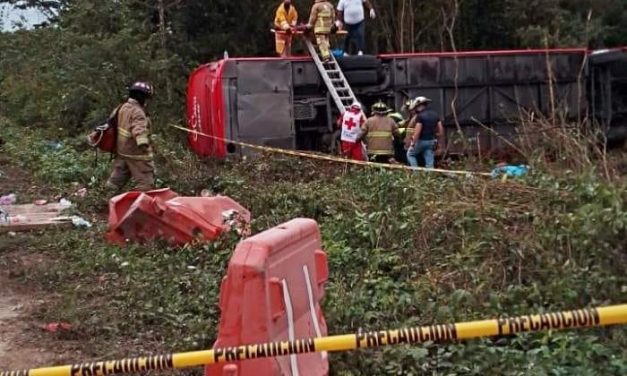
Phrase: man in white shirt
[{"left": 336, "top": 0, "right": 375, "bottom": 56}]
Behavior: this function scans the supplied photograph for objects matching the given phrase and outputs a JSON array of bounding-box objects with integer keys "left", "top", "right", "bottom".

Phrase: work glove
[{"left": 370, "top": 9, "right": 376, "bottom": 19}]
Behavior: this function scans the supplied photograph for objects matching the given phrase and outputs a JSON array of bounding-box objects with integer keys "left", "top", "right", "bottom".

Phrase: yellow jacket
[
  {"left": 362, "top": 115, "right": 400, "bottom": 156},
  {"left": 274, "top": 3, "right": 298, "bottom": 30},
  {"left": 308, "top": 0, "right": 334, "bottom": 34},
  {"left": 115, "top": 98, "right": 153, "bottom": 161}
]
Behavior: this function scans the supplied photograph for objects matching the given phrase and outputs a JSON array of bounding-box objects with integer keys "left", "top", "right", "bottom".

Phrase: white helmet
[
  {"left": 409, "top": 96, "right": 432, "bottom": 111},
  {"left": 351, "top": 101, "right": 362, "bottom": 110}
]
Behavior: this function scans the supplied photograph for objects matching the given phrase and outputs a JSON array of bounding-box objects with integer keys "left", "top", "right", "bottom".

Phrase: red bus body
[{"left": 187, "top": 47, "right": 627, "bottom": 157}]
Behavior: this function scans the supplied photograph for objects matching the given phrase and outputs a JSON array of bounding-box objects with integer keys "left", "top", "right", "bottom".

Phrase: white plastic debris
[
  {"left": 71, "top": 216, "right": 92, "bottom": 228},
  {"left": 59, "top": 198, "right": 73, "bottom": 208}
]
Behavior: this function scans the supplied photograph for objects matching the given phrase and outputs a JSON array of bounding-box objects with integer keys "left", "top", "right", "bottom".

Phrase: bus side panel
[
  {"left": 232, "top": 60, "right": 295, "bottom": 151},
  {"left": 388, "top": 50, "right": 586, "bottom": 155}
]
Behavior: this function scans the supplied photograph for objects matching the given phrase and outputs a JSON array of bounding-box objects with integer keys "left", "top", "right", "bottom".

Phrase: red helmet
[{"left": 128, "top": 81, "right": 154, "bottom": 97}]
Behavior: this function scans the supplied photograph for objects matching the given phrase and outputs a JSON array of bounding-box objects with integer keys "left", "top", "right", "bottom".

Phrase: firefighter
[
  {"left": 274, "top": 0, "right": 298, "bottom": 57},
  {"left": 387, "top": 110, "right": 408, "bottom": 164},
  {"left": 307, "top": 0, "right": 335, "bottom": 62},
  {"left": 105, "top": 81, "right": 156, "bottom": 192},
  {"left": 407, "top": 96, "right": 445, "bottom": 169},
  {"left": 360, "top": 101, "right": 400, "bottom": 163},
  {"left": 402, "top": 98, "right": 419, "bottom": 153},
  {"left": 339, "top": 102, "right": 366, "bottom": 160}
]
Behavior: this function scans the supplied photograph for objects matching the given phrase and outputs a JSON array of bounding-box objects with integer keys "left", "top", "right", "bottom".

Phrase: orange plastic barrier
[
  {"left": 106, "top": 188, "right": 250, "bottom": 245},
  {"left": 206, "top": 218, "right": 329, "bottom": 376}
]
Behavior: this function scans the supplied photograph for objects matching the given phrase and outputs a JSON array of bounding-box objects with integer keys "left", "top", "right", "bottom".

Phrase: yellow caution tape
[
  {"left": 2, "top": 304, "right": 625, "bottom": 376},
  {"left": 169, "top": 124, "right": 493, "bottom": 177}
]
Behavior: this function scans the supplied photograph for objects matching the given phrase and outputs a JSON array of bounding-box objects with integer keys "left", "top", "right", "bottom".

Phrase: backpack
[{"left": 88, "top": 104, "right": 123, "bottom": 154}]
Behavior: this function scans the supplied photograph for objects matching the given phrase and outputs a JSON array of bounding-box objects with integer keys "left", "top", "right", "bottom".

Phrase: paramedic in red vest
[
  {"left": 105, "top": 81, "right": 156, "bottom": 192},
  {"left": 335, "top": 0, "right": 375, "bottom": 56},
  {"left": 407, "top": 96, "right": 445, "bottom": 169},
  {"left": 339, "top": 102, "right": 366, "bottom": 160},
  {"left": 274, "top": 0, "right": 298, "bottom": 57}
]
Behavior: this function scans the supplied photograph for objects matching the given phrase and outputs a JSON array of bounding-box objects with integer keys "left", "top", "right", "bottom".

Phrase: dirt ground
[
  {"left": 0, "top": 274, "right": 83, "bottom": 370},
  {"left": 0, "top": 155, "right": 84, "bottom": 372}
]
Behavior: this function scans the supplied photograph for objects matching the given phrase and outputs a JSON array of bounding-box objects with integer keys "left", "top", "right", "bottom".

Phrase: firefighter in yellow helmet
[
  {"left": 360, "top": 101, "right": 400, "bottom": 163},
  {"left": 387, "top": 109, "right": 408, "bottom": 164},
  {"left": 274, "top": 0, "right": 298, "bottom": 57},
  {"left": 307, "top": 0, "right": 335, "bottom": 62}
]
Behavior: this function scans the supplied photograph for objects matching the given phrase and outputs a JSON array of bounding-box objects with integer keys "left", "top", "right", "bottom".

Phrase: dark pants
[
  {"left": 344, "top": 21, "right": 365, "bottom": 54},
  {"left": 394, "top": 140, "right": 408, "bottom": 165},
  {"left": 107, "top": 158, "right": 155, "bottom": 191},
  {"left": 369, "top": 154, "right": 394, "bottom": 164}
]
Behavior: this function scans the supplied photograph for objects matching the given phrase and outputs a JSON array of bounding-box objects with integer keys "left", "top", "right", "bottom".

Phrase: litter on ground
[{"left": 0, "top": 202, "right": 74, "bottom": 233}]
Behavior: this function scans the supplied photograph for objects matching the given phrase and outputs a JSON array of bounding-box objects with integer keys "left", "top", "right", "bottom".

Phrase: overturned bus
[{"left": 186, "top": 47, "right": 626, "bottom": 158}]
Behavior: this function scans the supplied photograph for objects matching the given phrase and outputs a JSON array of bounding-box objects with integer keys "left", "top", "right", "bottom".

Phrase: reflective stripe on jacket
[
  {"left": 362, "top": 115, "right": 399, "bottom": 156},
  {"left": 115, "top": 98, "right": 153, "bottom": 161},
  {"left": 308, "top": 0, "right": 334, "bottom": 34}
]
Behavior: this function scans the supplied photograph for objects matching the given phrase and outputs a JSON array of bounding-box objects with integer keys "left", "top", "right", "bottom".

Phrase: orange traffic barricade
[
  {"left": 206, "top": 218, "right": 329, "bottom": 376},
  {"left": 107, "top": 188, "right": 250, "bottom": 246}
]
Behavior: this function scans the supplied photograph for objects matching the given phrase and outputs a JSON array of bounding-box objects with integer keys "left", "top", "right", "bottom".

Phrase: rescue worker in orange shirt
[
  {"left": 360, "top": 101, "right": 400, "bottom": 163},
  {"left": 274, "top": 0, "right": 298, "bottom": 57},
  {"left": 105, "top": 81, "right": 156, "bottom": 192},
  {"left": 339, "top": 101, "right": 366, "bottom": 160},
  {"left": 307, "top": 0, "right": 335, "bottom": 62}
]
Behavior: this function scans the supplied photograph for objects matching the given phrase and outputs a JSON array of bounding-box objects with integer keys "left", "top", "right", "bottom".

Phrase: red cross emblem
[{"left": 344, "top": 116, "right": 357, "bottom": 130}]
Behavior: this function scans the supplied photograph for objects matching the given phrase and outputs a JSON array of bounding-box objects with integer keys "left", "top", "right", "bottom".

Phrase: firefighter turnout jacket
[
  {"left": 361, "top": 115, "right": 400, "bottom": 156},
  {"left": 115, "top": 98, "right": 153, "bottom": 161},
  {"left": 308, "top": 0, "right": 334, "bottom": 34}
]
